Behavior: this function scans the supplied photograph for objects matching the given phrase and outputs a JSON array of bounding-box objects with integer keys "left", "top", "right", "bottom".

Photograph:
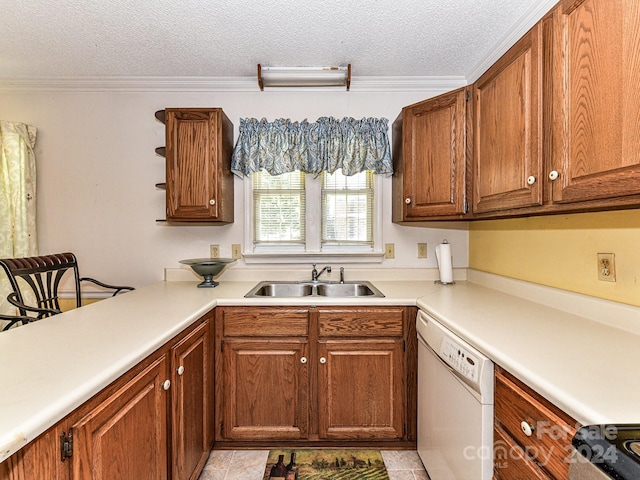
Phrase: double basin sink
[{"left": 245, "top": 280, "right": 384, "bottom": 298}]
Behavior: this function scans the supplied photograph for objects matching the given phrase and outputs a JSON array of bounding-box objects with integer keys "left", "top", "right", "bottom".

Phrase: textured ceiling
[{"left": 0, "top": 0, "right": 549, "bottom": 79}]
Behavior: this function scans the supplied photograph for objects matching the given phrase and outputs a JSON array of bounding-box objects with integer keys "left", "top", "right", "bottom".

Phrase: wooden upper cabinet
[
  {"left": 165, "top": 108, "right": 234, "bottom": 223},
  {"left": 392, "top": 87, "right": 469, "bottom": 221},
  {"left": 473, "top": 22, "right": 544, "bottom": 214},
  {"left": 547, "top": 0, "right": 640, "bottom": 205}
]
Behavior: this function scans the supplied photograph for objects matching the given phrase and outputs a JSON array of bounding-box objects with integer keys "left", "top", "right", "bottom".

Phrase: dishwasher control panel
[{"left": 440, "top": 337, "right": 480, "bottom": 382}]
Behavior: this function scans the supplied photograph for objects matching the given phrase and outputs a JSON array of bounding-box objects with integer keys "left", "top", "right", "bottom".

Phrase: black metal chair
[{"left": 0, "top": 252, "right": 134, "bottom": 331}]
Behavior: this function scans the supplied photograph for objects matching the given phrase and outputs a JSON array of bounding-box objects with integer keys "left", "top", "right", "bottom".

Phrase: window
[
  {"left": 321, "top": 170, "right": 373, "bottom": 247},
  {"left": 249, "top": 169, "right": 379, "bottom": 258},
  {"left": 253, "top": 171, "right": 305, "bottom": 246}
]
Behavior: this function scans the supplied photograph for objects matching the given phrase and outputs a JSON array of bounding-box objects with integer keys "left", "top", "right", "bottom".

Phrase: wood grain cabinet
[
  {"left": 162, "top": 108, "right": 234, "bottom": 223},
  {"left": 494, "top": 366, "right": 578, "bottom": 480},
  {"left": 215, "top": 307, "right": 310, "bottom": 441},
  {"left": 214, "top": 306, "right": 417, "bottom": 447},
  {"left": 317, "top": 307, "right": 407, "bottom": 440},
  {"left": 472, "top": 22, "right": 544, "bottom": 215},
  {"left": 546, "top": 0, "right": 640, "bottom": 208},
  {"left": 71, "top": 355, "right": 170, "bottom": 480},
  {"left": 392, "top": 87, "right": 470, "bottom": 221},
  {"left": 170, "top": 319, "right": 214, "bottom": 480},
  {"left": 0, "top": 314, "right": 214, "bottom": 480}
]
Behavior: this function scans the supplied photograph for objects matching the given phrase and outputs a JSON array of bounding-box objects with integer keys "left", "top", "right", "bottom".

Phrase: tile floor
[{"left": 198, "top": 449, "right": 430, "bottom": 480}]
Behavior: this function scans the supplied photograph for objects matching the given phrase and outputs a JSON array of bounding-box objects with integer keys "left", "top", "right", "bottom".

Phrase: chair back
[{"left": 0, "top": 252, "right": 81, "bottom": 319}]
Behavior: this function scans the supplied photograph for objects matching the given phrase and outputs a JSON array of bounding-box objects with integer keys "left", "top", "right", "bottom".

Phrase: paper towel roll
[{"left": 435, "top": 240, "right": 454, "bottom": 284}]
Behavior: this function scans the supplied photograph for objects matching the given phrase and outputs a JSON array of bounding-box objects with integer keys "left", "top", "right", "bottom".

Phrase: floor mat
[{"left": 263, "top": 449, "right": 389, "bottom": 480}]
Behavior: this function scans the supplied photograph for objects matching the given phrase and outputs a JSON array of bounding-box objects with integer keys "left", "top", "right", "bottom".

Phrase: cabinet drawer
[
  {"left": 318, "top": 307, "right": 404, "bottom": 337},
  {"left": 495, "top": 369, "right": 576, "bottom": 480},
  {"left": 494, "top": 426, "right": 551, "bottom": 480},
  {"left": 219, "top": 308, "right": 308, "bottom": 337}
]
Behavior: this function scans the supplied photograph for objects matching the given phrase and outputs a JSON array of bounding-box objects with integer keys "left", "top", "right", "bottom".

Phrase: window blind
[
  {"left": 253, "top": 171, "right": 306, "bottom": 245},
  {"left": 321, "top": 170, "right": 373, "bottom": 246}
]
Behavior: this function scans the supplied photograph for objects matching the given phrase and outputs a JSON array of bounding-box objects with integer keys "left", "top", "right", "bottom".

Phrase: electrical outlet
[
  {"left": 417, "top": 243, "right": 427, "bottom": 258},
  {"left": 597, "top": 253, "right": 616, "bottom": 282},
  {"left": 210, "top": 244, "right": 220, "bottom": 258},
  {"left": 232, "top": 244, "right": 242, "bottom": 260},
  {"left": 385, "top": 243, "right": 395, "bottom": 259}
]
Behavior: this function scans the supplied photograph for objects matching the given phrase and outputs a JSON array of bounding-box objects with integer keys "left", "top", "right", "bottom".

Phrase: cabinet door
[
  {"left": 171, "top": 320, "right": 213, "bottom": 480},
  {"left": 392, "top": 87, "right": 468, "bottom": 220},
  {"left": 71, "top": 355, "right": 169, "bottom": 480},
  {"left": 548, "top": 0, "right": 640, "bottom": 205},
  {"left": 473, "top": 23, "right": 543, "bottom": 214},
  {"left": 0, "top": 421, "right": 71, "bottom": 480},
  {"left": 220, "top": 339, "right": 309, "bottom": 440},
  {"left": 317, "top": 339, "right": 404, "bottom": 440},
  {"left": 165, "top": 108, "right": 234, "bottom": 223}
]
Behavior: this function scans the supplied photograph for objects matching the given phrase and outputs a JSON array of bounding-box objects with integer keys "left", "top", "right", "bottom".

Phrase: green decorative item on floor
[{"left": 264, "top": 449, "right": 389, "bottom": 480}]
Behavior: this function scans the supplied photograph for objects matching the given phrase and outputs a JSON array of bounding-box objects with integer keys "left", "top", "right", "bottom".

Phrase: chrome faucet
[
  {"left": 311, "top": 264, "right": 331, "bottom": 282},
  {"left": 339, "top": 267, "right": 345, "bottom": 284}
]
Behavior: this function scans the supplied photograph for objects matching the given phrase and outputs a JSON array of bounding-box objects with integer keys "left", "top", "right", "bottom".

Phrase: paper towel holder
[{"left": 435, "top": 239, "right": 455, "bottom": 285}]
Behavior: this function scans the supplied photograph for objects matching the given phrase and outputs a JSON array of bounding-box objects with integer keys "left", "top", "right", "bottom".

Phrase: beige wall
[
  {"left": 0, "top": 87, "right": 469, "bottom": 288},
  {"left": 469, "top": 209, "right": 640, "bottom": 306}
]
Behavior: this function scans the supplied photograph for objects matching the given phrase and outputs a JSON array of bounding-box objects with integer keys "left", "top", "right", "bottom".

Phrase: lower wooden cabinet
[
  {"left": 214, "top": 305, "right": 417, "bottom": 446},
  {"left": 71, "top": 355, "right": 170, "bottom": 480},
  {"left": 0, "top": 313, "right": 213, "bottom": 480},
  {"left": 171, "top": 319, "right": 214, "bottom": 480},
  {"left": 318, "top": 339, "right": 404, "bottom": 440},
  {"left": 494, "top": 366, "right": 578, "bottom": 480}
]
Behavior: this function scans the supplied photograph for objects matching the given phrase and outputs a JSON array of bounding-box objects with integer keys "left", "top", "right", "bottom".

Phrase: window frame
[{"left": 243, "top": 171, "right": 385, "bottom": 264}]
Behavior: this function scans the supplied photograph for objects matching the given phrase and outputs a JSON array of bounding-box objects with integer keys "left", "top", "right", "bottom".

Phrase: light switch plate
[{"left": 385, "top": 243, "right": 395, "bottom": 259}]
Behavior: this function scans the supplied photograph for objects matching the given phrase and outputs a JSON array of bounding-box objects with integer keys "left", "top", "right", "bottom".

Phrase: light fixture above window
[{"left": 257, "top": 64, "right": 351, "bottom": 91}]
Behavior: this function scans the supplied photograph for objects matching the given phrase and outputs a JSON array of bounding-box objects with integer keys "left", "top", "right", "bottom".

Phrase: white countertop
[
  {"left": 417, "top": 270, "right": 640, "bottom": 427},
  {"left": 1, "top": 269, "right": 639, "bottom": 463}
]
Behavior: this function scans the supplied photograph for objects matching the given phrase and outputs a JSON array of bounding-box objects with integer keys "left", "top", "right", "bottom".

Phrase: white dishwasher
[{"left": 416, "top": 309, "right": 494, "bottom": 480}]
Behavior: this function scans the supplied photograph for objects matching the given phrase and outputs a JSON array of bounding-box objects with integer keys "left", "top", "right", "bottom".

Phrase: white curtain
[{"left": 0, "top": 121, "right": 38, "bottom": 325}]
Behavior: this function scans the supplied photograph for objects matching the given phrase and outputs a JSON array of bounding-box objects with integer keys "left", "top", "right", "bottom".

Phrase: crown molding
[
  {"left": 465, "top": 0, "right": 559, "bottom": 83},
  {"left": 0, "top": 75, "right": 467, "bottom": 94}
]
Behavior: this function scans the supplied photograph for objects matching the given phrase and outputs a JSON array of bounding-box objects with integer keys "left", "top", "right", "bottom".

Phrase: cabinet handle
[
  {"left": 162, "top": 379, "right": 171, "bottom": 390},
  {"left": 527, "top": 176, "right": 536, "bottom": 185},
  {"left": 209, "top": 199, "right": 216, "bottom": 206},
  {"left": 177, "top": 365, "right": 185, "bottom": 376},
  {"left": 320, "top": 357, "right": 327, "bottom": 364},
  {"left": 548, "top": 170, "right": 559, "bottom": 181},
  {"left": 521, "top": 420, "right": 535, "bottom": 437},
  {"left": 300, "top": 357, "right": 307, "bottom": 364},
  {"left": 405, "top": 198, "right": 411, "bottom": 205}
]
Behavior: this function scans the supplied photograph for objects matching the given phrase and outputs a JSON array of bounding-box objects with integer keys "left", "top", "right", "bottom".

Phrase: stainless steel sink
[
  {"left": 245, "top": 281, "right": 384, "bottom": 298},
  {"left": 315, "top": 282, "right": 383, "bottom": 297},
  {"left": 246, "top": 282, "right": 313, "bottom": 297}
]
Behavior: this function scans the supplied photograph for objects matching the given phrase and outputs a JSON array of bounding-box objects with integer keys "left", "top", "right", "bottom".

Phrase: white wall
[{"left": 0, "top": 87, "right": 469, "bottom": 287}]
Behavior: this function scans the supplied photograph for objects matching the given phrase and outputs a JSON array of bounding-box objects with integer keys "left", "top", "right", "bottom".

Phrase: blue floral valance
[{"left": 231, "top": 116, "right": 393, "bottom": 177}]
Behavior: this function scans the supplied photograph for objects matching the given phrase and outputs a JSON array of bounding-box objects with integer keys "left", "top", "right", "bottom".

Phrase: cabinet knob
[
  {"left": 162, "top": 379, "right": 171, "bottom": 390},
  {"left": 527, "top": 176, "right": 536, "bottom": 185},
  {"left": 300, "top": 357, "right": 307, "bottom": 364},
  {"left": 320, "top": 356, "right": 327, "bottom": 364},
  {"left": 209, "top": 199, "right": 216, "bottom": 206},
  {"left": 405, "top": 198, "right": 411, "bottom": 205},
  {"left": 548, "top": 170, "right": 559, "bottom": 181},
  {"left": 521, "top": 420, "right": 535, "bottom": 437},
  {"left": 177, "top": 365, "right": 185, "bottom": 376}
]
